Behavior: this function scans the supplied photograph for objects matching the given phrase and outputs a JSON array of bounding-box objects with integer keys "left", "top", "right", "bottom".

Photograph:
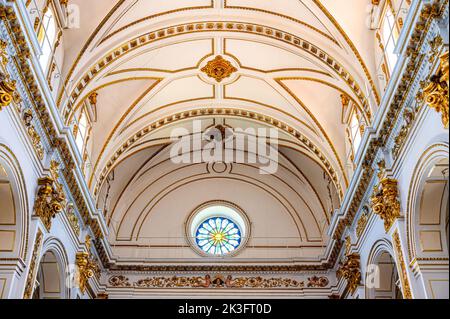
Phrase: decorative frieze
[
  {"left": 108, "top": 274, "right": 315, "bottom": 289},
  {"left": 337, "top": 253, "right": 361, "bottom": 295},
  {"left": 307, "top": 276, "right": 330, "bottom": 288}
]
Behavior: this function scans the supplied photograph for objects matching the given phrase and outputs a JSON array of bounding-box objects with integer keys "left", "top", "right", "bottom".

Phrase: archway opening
[
  {"left": 32, "top": 251, "right": 63, "bottom": 299},
  {"left": 0, "top": 163, "right": 16, "bottom": 256},
  {"left": 368, "top": 251, "right": 403, "bottom": 299}
]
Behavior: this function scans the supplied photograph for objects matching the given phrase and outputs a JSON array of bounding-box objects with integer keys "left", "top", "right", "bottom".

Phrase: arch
[
  {"left": 365, "top": 240, "right": 402, "bottom": 299},
  {"left": 0, "top": 144, "right": 29, "bottom": 261},
  {"left": 33, "top": 238, "right": 70, "bottom": 299},
  {"left": 407, "top": 143, "right": 449, "bottom": 261}
]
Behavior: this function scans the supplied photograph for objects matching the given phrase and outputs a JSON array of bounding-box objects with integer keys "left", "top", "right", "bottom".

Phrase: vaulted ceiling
[{"left": 55, "top": 0, "right": 381, "bottom": 265}]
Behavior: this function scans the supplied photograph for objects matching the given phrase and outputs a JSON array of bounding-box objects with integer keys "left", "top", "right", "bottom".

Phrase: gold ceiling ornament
[
  {"left": 423, "top": 51, "right": 449, "bottom": 129},
  {"left": 34, "top": 175, "right": 66, "bottom": 231},
  {"left": 371, "top": 177, "right": 401, "bottom": 233},
  {"left": 393, "top": 231, "right": 413, "bottom": 299},
  {"left": 340, "top": 93, "right": 350, "bottom": 108},
  {"left": 201, "top": 55, "right": 237, "bottom": 83},
  {"left": 75, "top": 236, "right": 100, "bottom": 294},
  {"left": 88, "top": 92, "right": 98, "bottom": 106},
  {"left": 22, "top": 109, "right": 44, "bottom": 160},
  {"left": 337, "top": 253, "right": 361, "bottom": 295},
  {"left": 0, "top": 73, "right": 16, "bottom": 111}
]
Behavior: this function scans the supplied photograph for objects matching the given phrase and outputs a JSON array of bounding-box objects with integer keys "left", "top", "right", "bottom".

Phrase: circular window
[
  {"left": 186, "top": 202, "right": 250, "bottom": 257},
  {"left": 195, "top": 217, "right": 242, "bottom": 255}
]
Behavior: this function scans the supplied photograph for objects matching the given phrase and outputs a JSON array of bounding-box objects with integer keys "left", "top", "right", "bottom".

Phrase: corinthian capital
[
  {"left": 371, "top": 178, "right": 401, "bottom": 232},
  {"left": 423, "top": 51, "right": 449, "bottom": 129}
]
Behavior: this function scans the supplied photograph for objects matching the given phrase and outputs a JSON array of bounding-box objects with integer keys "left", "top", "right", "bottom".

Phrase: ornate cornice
[
  {"left": 0, "top": 3, "right": 104, "bottom": 243},
  {"left": 331, "top": 0, "right": 448, "bottom": 251}
]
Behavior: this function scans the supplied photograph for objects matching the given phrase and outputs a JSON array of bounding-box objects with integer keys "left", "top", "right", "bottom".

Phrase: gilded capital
[
  {"left": 337, "top": 253, "right": 361, "bottom": 295},
  {"left": 371, "top": 178, "right": 401, "bottom": 232},
  {"left": 75, "top": 236, "right": 99, "bottom": 293},
  {"left": 423, "top": 51, "right": 449, "bottom": 129},
  {"left": 34, "top": 174, "right": 66, "bottom": 231}
]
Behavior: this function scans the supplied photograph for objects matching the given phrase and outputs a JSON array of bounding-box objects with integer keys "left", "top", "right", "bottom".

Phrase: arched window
[
  {"left": 379, "top": 1, "right": 401, "bottom": 74},
  {"left": 74, "top": 110, "right": 89, "bottom": 153},
  {"left": 350, "top": 112, "right": 363, "bottom": 153},
  {"left": 37, "top": 8, "right": 57, "bottom": 71}
]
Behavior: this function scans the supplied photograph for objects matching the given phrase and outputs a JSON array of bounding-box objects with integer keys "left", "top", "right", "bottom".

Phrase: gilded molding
[
  {"left": 23, "top": 230, "right": 43, "bottom": 299},
  {"left": 393, "top": 231, "right": 413, "bottom": 299}
]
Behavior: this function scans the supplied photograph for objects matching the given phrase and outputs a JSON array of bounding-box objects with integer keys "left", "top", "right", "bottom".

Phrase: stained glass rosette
[{"left": 195, "top": 217, "right": 242, "bottom": 255}]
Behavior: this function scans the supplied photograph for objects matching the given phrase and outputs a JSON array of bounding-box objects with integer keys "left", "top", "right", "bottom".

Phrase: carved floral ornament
[
  {"left": 201, "top": 55, "right": 237, "bottom": 83},
  {"left": 108, "top": 274, "right": 329, "bottom": 289},
  {"left": 337, "top": 253, "right": 361, "bottom": 295},
  {"left": 422, "top": 51, "right": 449, "bottom": 129},
  {"left": 33, "top": 161, "right": 67, "bottom": 231},
  {"left": 0, "top": 40, "right": 16, "bottom": 110},
  {"left": 370, "top": 162, "right": 401, "bottom": 232},
  {"left": 0, "top": 72, "right": 16, "bottom": 112}
]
